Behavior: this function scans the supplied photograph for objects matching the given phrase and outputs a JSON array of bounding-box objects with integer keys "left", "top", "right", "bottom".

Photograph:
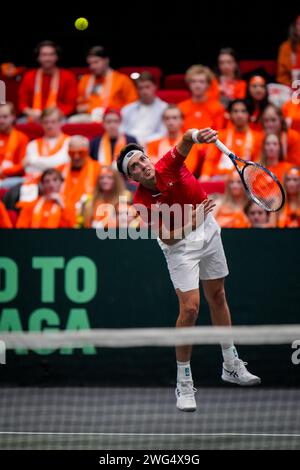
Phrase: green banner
[{"left": 0, "top": 229, "right": 299, "bottom": 385}]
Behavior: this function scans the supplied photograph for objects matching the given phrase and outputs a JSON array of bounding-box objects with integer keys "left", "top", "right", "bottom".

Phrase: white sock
[
  {"left": 221, "top": 343, "right": 239, "bottom": 364},
  {"left": 177, "top": 361, "right": 193, "bottom": 383}
]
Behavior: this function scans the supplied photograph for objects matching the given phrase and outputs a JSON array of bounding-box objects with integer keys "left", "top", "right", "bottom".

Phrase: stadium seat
[
  {"left": 62, "top": 123, "right": 104, "bottom": 139},
  {"left": 156, "top": 89, "right": 190, "bottom": 104},
  {"left": 15, "top": 122, "right": 104, "bottom": 140},
  {"left": 239, "top": 60, "right": 277, "bottom": 77},
  {"left": 15, "top": 122, "right": 44, "bottom": 140},
  {"left": 201, "top": 181, "right": 225, "bottom": 195},
  {"left": 7, "top": 210, "right": 18, "bottom": 227},
  {"left": 0, "top": 188, "right": 8, "bottom": 200},
  {"left": 69, "top": 67, "right": 89, "bottom": 80},
  {"left": 164, "top": 74, "right": 188, "bottom": 90},
  {"left": 118, "top": 66, "right": 162, "bottom": 87}
]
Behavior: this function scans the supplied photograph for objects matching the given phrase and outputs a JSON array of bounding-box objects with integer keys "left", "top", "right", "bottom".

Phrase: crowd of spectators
[{"left": 0, "top": 15, "right": 299, "bottom": 229}]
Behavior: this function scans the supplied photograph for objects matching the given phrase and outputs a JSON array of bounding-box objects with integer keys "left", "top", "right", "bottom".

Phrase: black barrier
[{"left": 0, "top": 229, "right": 300, "bottom": 385}]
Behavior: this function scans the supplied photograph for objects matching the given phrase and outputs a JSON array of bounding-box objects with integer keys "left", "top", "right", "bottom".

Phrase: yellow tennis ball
[{"left": 75, "top": 17, "right": 88, "bottom": 31}]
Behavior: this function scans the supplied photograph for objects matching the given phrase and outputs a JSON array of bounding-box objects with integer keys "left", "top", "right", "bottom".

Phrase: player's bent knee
[{"left": 179, "top": 305, "right": 199, "bottom": 325}]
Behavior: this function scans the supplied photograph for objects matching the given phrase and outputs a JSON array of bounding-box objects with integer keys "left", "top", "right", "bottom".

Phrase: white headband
[{"left": 122, "top": 150, "right": 143, "bottom": 175}]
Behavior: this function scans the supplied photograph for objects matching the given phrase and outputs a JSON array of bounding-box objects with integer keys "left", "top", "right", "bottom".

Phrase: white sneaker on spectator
[
  {"left": 222, "top": 359, "right": 261, "bottom": 386},
  {"left": 175, "top": 381, "right": 197, "bottom": 411}
]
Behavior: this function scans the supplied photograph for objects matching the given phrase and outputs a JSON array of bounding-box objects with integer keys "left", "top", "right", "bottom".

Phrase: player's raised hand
[
  {"left": 185, "top": 128, "right": 218, "bottom": 144},
  {"left": 196, "top": 128, "right": 218, "bottom": 144}
]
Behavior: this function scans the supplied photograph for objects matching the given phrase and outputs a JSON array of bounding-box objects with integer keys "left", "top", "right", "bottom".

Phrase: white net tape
[{"left": 1, "top": 324, "right": 300, "bottom": 349}]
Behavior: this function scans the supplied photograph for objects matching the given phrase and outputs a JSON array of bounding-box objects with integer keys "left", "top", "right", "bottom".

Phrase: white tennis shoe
[
  {"left": 222, "top": 359, "right": 261, "bottom": 386},
  {"left": 175, "top": 381, "right": 197, "bottom": 411}
]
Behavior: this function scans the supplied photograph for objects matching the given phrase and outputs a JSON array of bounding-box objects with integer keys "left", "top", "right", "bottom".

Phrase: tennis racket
[{"left": 215, "top": 139, "right": 285, "bottom": 212}]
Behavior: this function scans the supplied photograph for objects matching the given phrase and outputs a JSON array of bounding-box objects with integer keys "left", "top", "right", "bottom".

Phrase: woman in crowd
[
  {"left": 215, "top": 48, "right": 246, "bottom": 106},
  {"left": 259, "top": 133, "right": 292, "bottom": 184},
  {"left": 214, "top": 172, "right": 250, "bottom": 228},
  {"left": 261, "top": 104, "right": 300, "bottom": 166},
  {"left": 82, "top": 166, "right": 138, "bottom": 229}
]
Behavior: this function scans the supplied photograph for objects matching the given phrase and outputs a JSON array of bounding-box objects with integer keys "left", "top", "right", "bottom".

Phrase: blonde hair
[
  {"left": 0, "top": 102, "right": 15, "bottom": 115},
  {"left": 82, "top": 166, "right": 127, "bottom": 227},
  {"left": 41, "top": 107, "right": 64, "bottom": 121},
  {"left": 222, "top": 173, "right": 248, "bottom": 208},
  {"left": 185, "top": 64, "right": 214, "bottom": 85},
  {"left": 260, "top": 133, "right": 284, "bottom": 165},
  {"left": 283, "top": 167, "right": 300, "bottom": 203}
]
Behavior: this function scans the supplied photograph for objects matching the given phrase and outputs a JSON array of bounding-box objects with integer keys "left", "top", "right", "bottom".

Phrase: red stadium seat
[
  {"left": 239, "top": 60, "right": 277, "bottom": 77},
  {"left": 0, "top": 188, "right": 8, "bottom": 200},
  {"left": 156, "top": 89, "right": 190, "bottom": 104},
  {"left": 164, "top": 74, "right": 188, "bottom": 90},
  {"left": 201, "top": 181, "right": 225, "bottom": 195},
  {"left": 16, "top": 122, "right": 104, "bottom": 140},
  {"left": 62, "top": 123, "right": 104, "bottom": 139},
  {"left": 69, "top": 67, "right": 89, "bottom": 80},
  {"left": 118, "top": 66, "right": 162, "bottom": 87},
  {"left": 7, "top": 210, "right": 18, "bottom": 227},
  {"left": 15, "top": 122, "right": 44, "bottom": 140}
]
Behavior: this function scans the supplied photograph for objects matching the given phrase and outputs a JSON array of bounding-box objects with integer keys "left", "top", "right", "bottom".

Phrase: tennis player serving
[{"left": 117, "top": 128, "right": 260, "bottom": 412}]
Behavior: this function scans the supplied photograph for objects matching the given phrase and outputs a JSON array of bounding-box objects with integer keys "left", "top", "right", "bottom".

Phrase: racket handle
[{"left": 215, "top": 139, "right": 232, "bottom": 156}]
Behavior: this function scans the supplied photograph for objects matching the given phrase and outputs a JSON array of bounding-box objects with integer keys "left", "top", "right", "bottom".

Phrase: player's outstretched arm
[{"left": 176, "top": 128, "right": 218, "bottom": 158}]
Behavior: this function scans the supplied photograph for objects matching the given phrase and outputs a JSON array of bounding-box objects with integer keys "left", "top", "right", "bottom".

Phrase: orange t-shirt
[
  {"left": 281, "top": 129, "right": 300, "bottom": 166},
  {"left": 282, "top": 101, "right": 300, "bottom": 133},
  {"left": 77, "top": 70, "right": 138, "bottom": 112},
  {"left": 277, "top": 202, "right": 300, "bottom": 228},
  {"left": 0, "top": 128, "right": 29, "bottom": 177},
  {"left": 277, "top": 40, "right": 300, "bottom": 85},
  {"left": 265, "top": 161, "right": 292, "bottom": 184},
  {"left": 178, "top": 98, "right": 225, "bottom": 131},
  {"left": 62, "top": 157, "right": 101, "bottom": 208},
  {"left": 0, "top": 200, "right": 13, "bottom": 228},
  {"left": 215, "top": 204, "right": 250, "bottom": 228},
  {"left": 146, "top": 135, "right": 182, "bottom": 164},
  {"left": 202, "top": 127, "right": 263, "bottom": 179},
  {"left": 16, "top": 197, "right": 76, "bottom": 228}
]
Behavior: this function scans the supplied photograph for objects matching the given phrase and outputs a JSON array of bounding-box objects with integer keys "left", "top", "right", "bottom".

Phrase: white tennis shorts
[{"left": 157, "top": 214, "right": 229, "bottom": 292}]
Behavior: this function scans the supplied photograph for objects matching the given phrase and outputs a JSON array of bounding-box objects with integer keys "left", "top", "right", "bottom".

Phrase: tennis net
[{"left": 0, "top": 325, "right": 300, "bottom": 450}]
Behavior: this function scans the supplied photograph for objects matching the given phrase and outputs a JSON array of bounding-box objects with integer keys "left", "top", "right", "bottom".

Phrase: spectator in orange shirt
[
  {"left": 201, "top": 100, "right": 263, "bottom": 180},
  {"left": 146, "top": 104, "right": 205, "bottom": 176},
  {"left": 18, "top": 41, "right": 77, "bottom": 120},
  {"left": 213, "top": 172, "right": 250, "bottom": 228},
  {"left": 146, "top": 105, "right": 184, "bottom": 164},
  {"left": 215, "top": 48, "right": 247, "bottom": 106},
  {"left": 246, "top": 75, "right": 269, "bottom": 131},
  {"left": 62, "top": 135, "right": 101, "bottom": 220},
  {"left": 282, "top": 98, "right": 300, "bottom": 132},
  {"left": 277, "top": 15, "right": 300, "bottom": 85},
  {"left": 277, "top": 167, "right": 300, "bottom": 228},
  {"left": 0, "top": 200, "right": 13, "bottom": 228},
  {"left": 82, "top": 166, "right": 136, "bottom": 229},
  {"left": 261, "top": 103, "right": 300, "bottom": 166},
  {"left": 90, "top": 107, "right": 137, "bottom": 166},
  {"left": 74, "top": 46, "right": 138, "bottom": 122},
  {"left": 0, "top": 103, "right": 29, "bottom": 185},
  {"left": 244, "top": 201, "right": 270, "bottom": 228},
  {"left": 16, "top": 168, "right": 76, "bottom": 228},
  {"left": 178, "top": 65, "right": 225, "bottom": 131},
  {"left": 260, "top": 134, "right": 292, "bottom": 184}
]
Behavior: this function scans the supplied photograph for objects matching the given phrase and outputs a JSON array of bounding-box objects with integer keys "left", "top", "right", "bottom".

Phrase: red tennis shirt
[{"left": 133, "top": 147, "right": 207, "bottom": 229}]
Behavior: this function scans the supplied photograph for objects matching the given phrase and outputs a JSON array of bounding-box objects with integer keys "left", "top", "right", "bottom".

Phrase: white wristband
[{"left": 191, "top": 129, "right": 200, "bottom": 144}]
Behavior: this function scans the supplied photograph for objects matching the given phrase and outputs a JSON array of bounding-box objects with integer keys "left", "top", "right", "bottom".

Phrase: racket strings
[{"left": 242, "top": 164, "right": 284, "bottom": 211}]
